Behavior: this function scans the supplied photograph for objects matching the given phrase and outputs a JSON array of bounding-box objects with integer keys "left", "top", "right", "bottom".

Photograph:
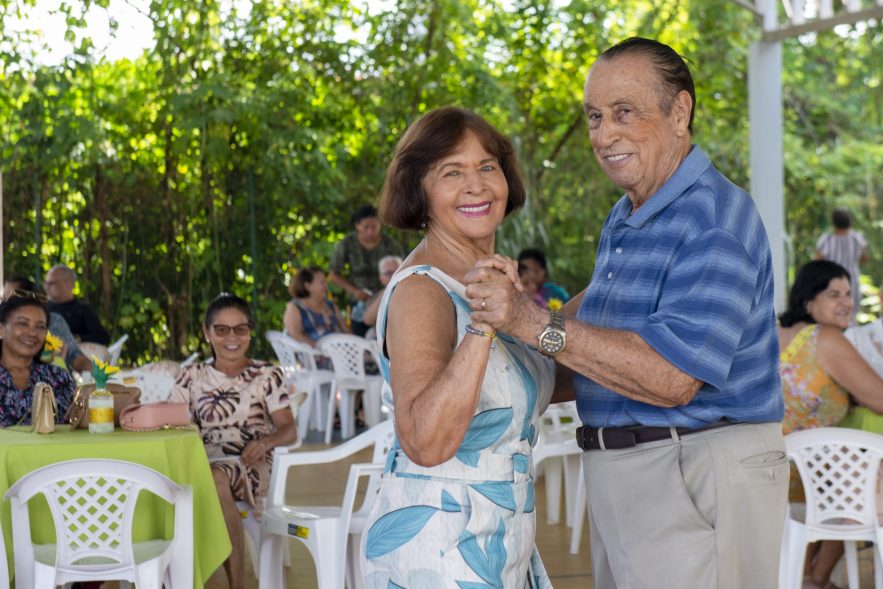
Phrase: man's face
[
  {"left": 583, "top": 53, "right": 691, "bottom": 205},
  {"left": 355, "top": 216, "right": 381, "bottom": 243},
  {"left": 44, "top": 269, "right": 74, "bottom": 302}
]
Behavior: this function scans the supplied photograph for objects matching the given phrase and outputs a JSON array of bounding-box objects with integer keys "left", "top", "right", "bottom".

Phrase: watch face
[{"left": 541, "top": 330, "right": 565, "bottom": 354}]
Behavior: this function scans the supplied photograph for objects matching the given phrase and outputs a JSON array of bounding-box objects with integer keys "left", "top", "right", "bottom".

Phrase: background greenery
[{"left": 1, "top": 0, "right": 881, "bottom": 363}]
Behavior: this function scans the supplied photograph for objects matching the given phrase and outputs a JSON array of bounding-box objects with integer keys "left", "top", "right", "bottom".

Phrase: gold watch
[{"left": 538, "top": 311, "right": 566, "bottom": 356}]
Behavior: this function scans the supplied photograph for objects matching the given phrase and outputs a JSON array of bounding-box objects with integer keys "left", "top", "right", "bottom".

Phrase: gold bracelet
[{"left": 465, "top": 324, "right": 496, "bottom": 349}]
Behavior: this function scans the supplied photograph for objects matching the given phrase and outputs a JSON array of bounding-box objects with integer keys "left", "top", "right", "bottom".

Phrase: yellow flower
[
  {"left": 547, "top": 298, "right": 563, "bottom": 312},
  {"left": 91, "top": 355, "right": 120, "bottom": 388},
  {"left": 43, "top": 332, "right": 63, "bottom": 352}
]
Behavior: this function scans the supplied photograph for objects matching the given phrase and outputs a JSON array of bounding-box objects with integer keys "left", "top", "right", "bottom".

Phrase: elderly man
[
  {"left": 45, "top": 264, "right": 110, "bottom": 346},
  {"left": 467, "top": 37, "right": 787, "bottom": 588}
]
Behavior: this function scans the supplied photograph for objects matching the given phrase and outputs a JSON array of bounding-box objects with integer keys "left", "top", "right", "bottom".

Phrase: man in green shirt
[{"left": 329, "top": 205, "right": 404, "bottom": 337}]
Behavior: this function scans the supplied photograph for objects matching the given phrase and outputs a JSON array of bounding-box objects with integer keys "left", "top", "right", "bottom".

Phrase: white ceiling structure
[{"left": 744, "top": 0, "right": 883, "bottom": 310}]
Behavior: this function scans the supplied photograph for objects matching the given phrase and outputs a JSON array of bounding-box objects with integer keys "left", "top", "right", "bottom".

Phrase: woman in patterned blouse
[
  {"left": 171, "top": 293, "right": 296, "bottom": 589},
  {"left": 0, "top": 289, "right": 75, "bottom": 427}
]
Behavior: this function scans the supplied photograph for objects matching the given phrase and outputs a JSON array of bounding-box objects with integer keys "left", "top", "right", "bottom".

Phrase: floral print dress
[
  {"left": 171, "top": 360, "right": 289, "bottom": 516},
  {"left": 360, "top": 265, "right": 556, "bottom": 589},
  {"left": 0, "top": 361, "right": 75, "bottom": 428},
  {"left": 780, "top": 324, "right": 851, "bottom": 500}
]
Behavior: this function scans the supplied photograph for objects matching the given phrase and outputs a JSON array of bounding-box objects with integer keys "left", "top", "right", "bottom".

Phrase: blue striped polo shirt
[{"left": 574, "top": 146, "right": 784, "bottom": 428}]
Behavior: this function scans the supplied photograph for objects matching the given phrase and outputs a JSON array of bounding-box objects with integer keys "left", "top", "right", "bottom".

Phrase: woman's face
[
  {"left": 422, "top": 131, "right": 508, "bottom": 244},
  {"left": 0, "top": 305, "right": 48, "bottom": 361},
  {"left": 806, "top": 276, "right": 853, "bottom": 329},
  {"left": 306, "top": 273, "right": 328, "bottom": 298},
  {"left": 203, "top": 307, "right": 251, "bottom": 363}
]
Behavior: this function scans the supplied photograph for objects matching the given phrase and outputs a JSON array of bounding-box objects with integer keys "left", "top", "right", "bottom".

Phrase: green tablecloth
[{"left": 0, "top": 425, "right": 231, "bottom": 588}]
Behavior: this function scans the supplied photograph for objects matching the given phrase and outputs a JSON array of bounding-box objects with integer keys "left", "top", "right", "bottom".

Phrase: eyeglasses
[
  {"left": 211, "top": 323, "right": 251, "bottom": 337},
  {"left": 4, "top": 289, "right": 49, "bottom": 303}
]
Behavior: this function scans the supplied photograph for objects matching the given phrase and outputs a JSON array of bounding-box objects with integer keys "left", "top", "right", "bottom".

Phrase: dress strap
[{"left": 780, "top": 324, "right": 817, "bottom": 364}]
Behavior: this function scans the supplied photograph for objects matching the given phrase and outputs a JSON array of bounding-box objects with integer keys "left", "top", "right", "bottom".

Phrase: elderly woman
[
  {"left": 171, "top": 293, "right": 296, "bottom": 589},
  {"left": 779, "top": 260, "right": 883, "bottom": 589},
  {"left": 0, "top": 289, "right": 75, "bottom": 427},
  {"left": 359, "top": 106, "right": 555, "bottom": 586},
  {"left": 282, "top": 266, "right": 348, "bottom": 347}
]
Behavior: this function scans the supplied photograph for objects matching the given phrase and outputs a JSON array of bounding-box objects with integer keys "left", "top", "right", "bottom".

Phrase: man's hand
[{"left": 465, "top": 260, "right": 546, "bottom": 340}]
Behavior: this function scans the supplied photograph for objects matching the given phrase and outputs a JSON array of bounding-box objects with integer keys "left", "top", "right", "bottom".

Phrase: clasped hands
[{"left": 464, "top": 254, "right": 545, "bottom": 341}]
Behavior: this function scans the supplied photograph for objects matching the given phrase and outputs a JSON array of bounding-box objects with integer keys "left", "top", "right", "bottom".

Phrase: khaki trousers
[{"left": 584, "top": 422, "right": 789, "bottom": 589}]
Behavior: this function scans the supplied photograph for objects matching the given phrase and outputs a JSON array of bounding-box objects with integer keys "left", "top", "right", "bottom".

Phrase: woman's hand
[
  {"left": 240, "top": 439, "right": 269, "bottom": 468},
  {"left": 471, "top": 255, "right": 523, "bottom": 292}
]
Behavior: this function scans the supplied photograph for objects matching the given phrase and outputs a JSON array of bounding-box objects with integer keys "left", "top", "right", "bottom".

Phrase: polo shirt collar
[{"left": 613, "top": 145, "right": 709, "bottom": 229}]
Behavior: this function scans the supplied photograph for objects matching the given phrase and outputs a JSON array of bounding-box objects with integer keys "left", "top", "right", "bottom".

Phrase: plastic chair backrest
[
  {"left": 118, "top": 371, "right": 176, "bottom": 404},
  {"left": 180, "top": 352, "right": 200, "bottom": 368},
  {"left": 318, "top": 334, "right": 374, "bottom": 379},
  {"left": 107, "top": 334, "right": 129, "bottom": 366},
  {"left": 266, "top": 330, "right": 323, "bottom": 377},
  {"left": 4, "top": 459, "right": 181, "bottom": 574},
  {"left": 786, "top": 427, "right": 883, "bottom": 531},
  {"left": 0, "top": 511, "right": 8, "bottom": 589}
]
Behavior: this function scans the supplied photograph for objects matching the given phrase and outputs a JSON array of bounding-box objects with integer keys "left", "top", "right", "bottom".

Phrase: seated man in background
[
  {"left": 3, "top": 277, "right": 92, "bottom": 374},
  {"left": 44, "top": 264, "right": 110, "bottom": 346}
]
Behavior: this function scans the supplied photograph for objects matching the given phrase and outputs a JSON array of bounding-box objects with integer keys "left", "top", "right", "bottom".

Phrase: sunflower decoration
[
  {"left": 91, "top": 356, "right": 120, "bottom": 389},
  {"left": 40, "top": 331, "right": 64, "bottom": 364},
  {"left": 43, "top": 332, "right": 63, "bottom": 352},
  {"left": 547, "top": 298, "right": 563, "bottom": 312}
]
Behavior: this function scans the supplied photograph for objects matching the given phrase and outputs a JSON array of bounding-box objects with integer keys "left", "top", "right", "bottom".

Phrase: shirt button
[
  {"left": 615, "top": 247, "right": 622, "bottom": 254},
  {"left": 607, "top": 272, "right": 613, "bottom": 279}
]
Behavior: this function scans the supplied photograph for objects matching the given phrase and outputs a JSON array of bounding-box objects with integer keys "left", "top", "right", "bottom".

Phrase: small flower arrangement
[
  {"left": 43, "top": 332, "right": 63, "bottom": 353},
  {"left": 91, "top": 356, "right": 120, "bottom": 389},
  {"left": 547, "top": 298, "right": 563, "bottom": 312}
]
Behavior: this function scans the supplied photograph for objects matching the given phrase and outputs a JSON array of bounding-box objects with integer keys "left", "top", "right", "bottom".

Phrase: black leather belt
[{"left": 576, "top": 420, "right": 735, "bottom": 451}]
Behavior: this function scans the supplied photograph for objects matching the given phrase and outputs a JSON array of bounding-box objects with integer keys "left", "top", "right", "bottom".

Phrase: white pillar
[{"left": 749, "top": 40, "right": 787, "bottom": 313}]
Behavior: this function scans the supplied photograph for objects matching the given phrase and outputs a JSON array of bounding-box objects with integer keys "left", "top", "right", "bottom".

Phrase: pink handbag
[{"left": 118, "top": 402, "right": 191, "bottom": 432}]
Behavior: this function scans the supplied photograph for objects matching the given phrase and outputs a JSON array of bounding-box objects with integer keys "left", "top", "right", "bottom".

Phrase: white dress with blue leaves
[{"left": 360, "top": 265, "right": 555, "bottom": 589}]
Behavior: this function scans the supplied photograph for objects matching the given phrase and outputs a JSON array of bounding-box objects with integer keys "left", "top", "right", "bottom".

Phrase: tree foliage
[{"left": 1, "top": 0, "right": 880, "bottom": 362}]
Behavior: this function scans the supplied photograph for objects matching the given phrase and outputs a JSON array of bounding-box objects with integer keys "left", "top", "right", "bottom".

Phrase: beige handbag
[{"left": 31, "top": 382, "right": 57, "bottom": 434}]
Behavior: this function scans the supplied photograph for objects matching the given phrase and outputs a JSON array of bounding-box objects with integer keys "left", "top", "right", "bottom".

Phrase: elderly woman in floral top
[
  {"left": 171, "top": 293, "right": 296, "bottom": 589},
  {"left": 0, "top": 289, "right": 75, "bottom": 427}
]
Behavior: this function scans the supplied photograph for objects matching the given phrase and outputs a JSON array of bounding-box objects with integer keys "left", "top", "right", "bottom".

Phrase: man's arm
[
  {"left": 328, "top": 271, "right": 371, "bottom": 301},
  {"left": 470, "top": 292, "right": 701, "bottom": 407}
]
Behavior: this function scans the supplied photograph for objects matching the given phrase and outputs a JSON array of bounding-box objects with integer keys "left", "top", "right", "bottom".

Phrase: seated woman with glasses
[
  {"left": 283, "top": 266, "right": 348, "bottom": 346},
  {"left": 0, "top": 289, "right": 76, "bottom": 427},
  {"left": 170, "top": 293, "right": 296, "bottom": 589}
]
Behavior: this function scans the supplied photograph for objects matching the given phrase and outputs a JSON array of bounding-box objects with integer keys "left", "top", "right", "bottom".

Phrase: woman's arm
[
  {"left": 332, "top": 302, "right": 350, "bottom": 334},
  {"left": 817, "top": 325, "right": 883, "bottom": 413},
  {"left": 283, "top": 301, "right": 317, "bottom": 347},
  {"left": 387, "top": 275, "right": 497, "bottom": 467},
  {"left": 240, "top": 407, "right": 297, "bottom": 467}
]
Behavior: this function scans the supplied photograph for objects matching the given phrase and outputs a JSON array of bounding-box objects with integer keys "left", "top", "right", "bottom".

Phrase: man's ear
[{"left": 673, "top": 90, "right": 692, "bottom": 136}]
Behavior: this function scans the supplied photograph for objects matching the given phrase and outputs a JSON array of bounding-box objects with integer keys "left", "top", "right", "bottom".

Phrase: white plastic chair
[
  {"left": 107, "top": 334, "right": 130, "bottom": 366},
  {"left": 258, "top": 419, "right": 396, "bottom": 589},
  {"left": 180, "top": 352, "right": 200, "bottom": 369},
  {"left": 116, "top": 370, "right": 176, "bottom": 404},
  {"left": 533, "top": 401, "right": 582, "bottom": 526},
  {"left": 780, "top": 427, "right": 883, "bottom": 589},
  {"left": 317, "top": 334, "right": 384, "bottom": 444},
  {"left": 266, "top": 330, "right": 336, "bottom": 436},
  {"left": 4, "top": 458, "right": 193, "bottom": 589},
  {"left": 0, "top": 517, "right": 8, "bottom": 589}
]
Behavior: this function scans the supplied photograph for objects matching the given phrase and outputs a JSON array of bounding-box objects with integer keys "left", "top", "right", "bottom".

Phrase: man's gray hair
[
  {"left": 49, "top": 264, "right": 77, "bottom": 283},
  {"left": 378, "top": 255, "right": 404, "bottom": 272}
]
